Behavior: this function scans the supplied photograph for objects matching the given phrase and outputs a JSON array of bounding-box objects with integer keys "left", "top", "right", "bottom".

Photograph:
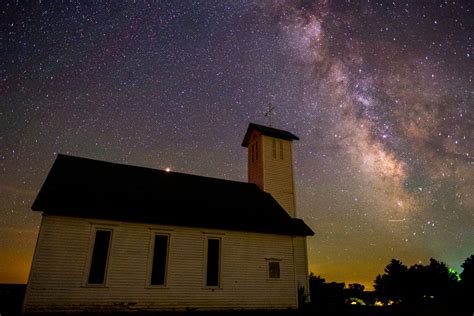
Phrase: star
[{"left": 0, "top": 0, "right": 472, "bottom": 289}]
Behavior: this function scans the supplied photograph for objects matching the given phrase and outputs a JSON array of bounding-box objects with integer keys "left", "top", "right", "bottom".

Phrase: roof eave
[{"left": 241, "top": 123, "right": 299, "bottom": 147}]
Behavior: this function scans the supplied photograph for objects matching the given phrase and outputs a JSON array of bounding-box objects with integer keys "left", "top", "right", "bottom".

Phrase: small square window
[{"left": 268, "top": 261, "right": 280, "bottom": 279}]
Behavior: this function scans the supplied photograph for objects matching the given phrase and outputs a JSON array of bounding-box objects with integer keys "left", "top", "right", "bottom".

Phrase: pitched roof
[
  {"left": 241, "top": 123, "right": 299, "bottom": 147},
  {"left": 32, "top": 155, "right": 314, "bottom": 236}
]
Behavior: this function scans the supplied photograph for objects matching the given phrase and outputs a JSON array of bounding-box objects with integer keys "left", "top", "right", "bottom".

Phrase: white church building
[{"left": 23, "top": 123, "right": 314, "bottom": 313}]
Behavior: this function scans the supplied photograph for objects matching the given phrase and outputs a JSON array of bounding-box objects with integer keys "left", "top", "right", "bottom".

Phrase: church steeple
[{"left": 242, "top": 123, "right": 299, "bottom": 217}]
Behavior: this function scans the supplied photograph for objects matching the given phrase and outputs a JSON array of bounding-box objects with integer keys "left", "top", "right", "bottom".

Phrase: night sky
[{"left": 1, "top": 1, "right": 472, "bottom": 288}]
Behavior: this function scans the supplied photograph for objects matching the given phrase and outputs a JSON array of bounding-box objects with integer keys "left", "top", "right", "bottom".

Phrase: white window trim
[
  {"left": 266, "top": 258, "right": 282, "bottom": 281},
  {"left": 83, "top": 225, "right": 114, "bottom": 287},
  {"left": 203, "top": 235, "right": 222, "bottom": 289},
  {"left": 146, "top": 231, "right": 171, "bottom": 288}
]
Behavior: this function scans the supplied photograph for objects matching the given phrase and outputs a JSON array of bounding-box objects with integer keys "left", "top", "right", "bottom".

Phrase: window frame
[
  {"left": 255, "top": 141, "right": 258, "bottom": 161},
  {"left": 84, "top": 226, "right": 113, "bottom": 287},
  {"left": 266, "top": 259, "right": 282, "bottom": 280},
  {"left": 147, "top": 232, "right": 170, "bottom": 288},
  {"left": 272, "top": 139, "right": 277, "bottom": 158},
  {"left": 203, "top": 236, "right": 222, "bottom": 289},
  {"left": 251, "top": 143, "right": 254, "bottom": 162}
]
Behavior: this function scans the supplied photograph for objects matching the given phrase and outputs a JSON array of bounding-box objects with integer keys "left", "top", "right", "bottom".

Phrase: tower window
[
  {"left": 255, "top": 141, "right": 258, "bottom": 161},
  {"left": 251, "top": 144, "right": 254, "bottom": 162},
  {"left": 272, "top": 139, "right": 277, "bottom": 159},
  {"left": 252, "top": 143, "right": 257, "bottom": 162},
  {"left": 279, "top": 141, "right": 284, "bottom": 159}
]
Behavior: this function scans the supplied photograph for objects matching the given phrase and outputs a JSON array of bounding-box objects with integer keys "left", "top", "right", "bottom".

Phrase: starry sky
[{"left": 0, "top": 1, "right": 472, "bottom": 288}]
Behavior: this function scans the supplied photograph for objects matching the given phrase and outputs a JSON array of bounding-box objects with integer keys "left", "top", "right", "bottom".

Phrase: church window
[
  {"left": 279, "top": 141, "right": 284, "bottom": 159},
  {"left": 255, "top": 141, "right": 258, "bottom": 161},
  {"left": 150, "top": 234, "right": 169, "bottom": 286},
  {"left": 88, "top": 229, "right": 112, "bottom": 285},
  {"left": 206, "top": 238, "right": 221, "bottom": 287},
  {"left": 268, "top": 261, "right": 280, "bottom": 279},
  {"left": 272, "top": 139, "right": 277, "bottom": 158}
]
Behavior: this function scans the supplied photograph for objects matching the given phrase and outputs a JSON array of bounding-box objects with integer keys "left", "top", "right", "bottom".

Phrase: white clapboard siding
[
  {"left": 247, "top": 132, "right": 297, "bottom": 218},
  {"left": 293, "top": 236, "right": 310, "bottom": 301},
  {"left": 261, "top": 135, "right": 296, "bottom": 217},
  {"left": 23, "top": 215, "right": 305, "bottom": 312}
]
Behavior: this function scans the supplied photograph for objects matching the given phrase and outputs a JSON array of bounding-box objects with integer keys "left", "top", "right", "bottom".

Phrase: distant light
[
  {"left": 448, "top": 268, "right": 461, "bottom": 282},
  {"left": 165, "top": 168, "right": 171, "bottom": 172}
]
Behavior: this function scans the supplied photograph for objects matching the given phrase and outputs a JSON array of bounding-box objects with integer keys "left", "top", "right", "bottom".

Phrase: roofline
[
  {"left": 38, "top": 212, "right": 315, "bottom": 236},
  {"left": 241, "top": 122, "right": 299, "bottom": 147},
  {"left": 31, "top": 153, "right": 263, "bottom": 211},
  {"left": 53, "top": 153, "right": 253, "bottom": 187},
  {"left": 32, "top": 153, "right": 315, "bottom": 237},
  {"left": 33, "top": 158, "right": 285, "bottom": 214}
]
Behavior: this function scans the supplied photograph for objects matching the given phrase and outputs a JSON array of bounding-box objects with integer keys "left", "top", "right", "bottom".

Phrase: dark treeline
[{"left": 308, "top": 254, "right": 474, "bottom": 315}]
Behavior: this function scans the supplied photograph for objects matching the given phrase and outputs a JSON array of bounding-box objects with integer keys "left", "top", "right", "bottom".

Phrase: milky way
[{"left": 0, "top": 1, "right": 472, "bottom": 287}]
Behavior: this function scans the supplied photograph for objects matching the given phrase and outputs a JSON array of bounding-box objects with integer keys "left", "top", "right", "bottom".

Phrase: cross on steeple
[{"left": 265, "top": 103, "right": 275, "bottom": 127}]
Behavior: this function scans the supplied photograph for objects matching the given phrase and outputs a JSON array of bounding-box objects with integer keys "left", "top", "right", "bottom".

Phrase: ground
[{"left": 1, "top": 284, "right": 471, "bottom": 316}]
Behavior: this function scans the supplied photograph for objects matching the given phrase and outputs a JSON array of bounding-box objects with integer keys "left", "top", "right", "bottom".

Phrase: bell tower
[{"left": 241, "top": 123, "right": 299, "bottom": 217}]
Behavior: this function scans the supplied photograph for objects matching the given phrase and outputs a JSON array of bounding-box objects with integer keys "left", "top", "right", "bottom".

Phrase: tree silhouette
[
  {"left": 374, "top": 257, "right": 464, "bottom": 305},
  {"left": 426, "top": 258, "right": 458, "bottom": 302},
  {"left": 308, "top": 273, "right": 327, "bottom": 307},
  {"left": 374, "top": 259, "right": 408, "bottom": 303},
  {"left": 404, "top": 258, "right": 458, "bottom": 303},
  {"left": 460, "top": 255, "right": 474, "bottom": 306},
  {"left": 460, "top": 255, "right": 474, "bottom": 289},
  {"left": 347, "top": 283, "right": 365, "bottom": 296},
  {"left": 308, "top": 273, "right": 346, "bottom": 311},
  {"left": 404, "top": 263, "right": 426, "bottom": 303},
  {"left": 308, "top": 254, "right": 474, "bottom": 313}
]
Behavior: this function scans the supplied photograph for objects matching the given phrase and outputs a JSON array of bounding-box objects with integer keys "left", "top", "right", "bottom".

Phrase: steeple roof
[{"left": 241, "top": 123, "right": 299, "bottom": 147}]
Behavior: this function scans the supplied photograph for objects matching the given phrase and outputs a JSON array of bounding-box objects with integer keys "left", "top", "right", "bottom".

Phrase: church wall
[
  {"left": 292, "top": 236, "right": 310, "bottom": 302},
  {"left": 261, "top": 135, "right": 296, "bottom": 217},
  {"left": 23, "top": 215, "right": 301, "bottom": 313}
]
